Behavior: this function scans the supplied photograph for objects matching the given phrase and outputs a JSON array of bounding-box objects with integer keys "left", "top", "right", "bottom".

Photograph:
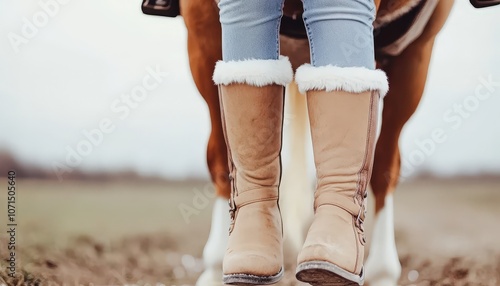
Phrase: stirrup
[{"left": 141, "top": 0, "right": 180, "bottom": 17}]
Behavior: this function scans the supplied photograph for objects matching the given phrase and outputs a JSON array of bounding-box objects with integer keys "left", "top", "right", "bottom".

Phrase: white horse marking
[
  {"left": 365, "top": 194, "right": 401, "bottom": 286},
  {"left": 196, "top": 198, "right": 230, "bottom": 286}
]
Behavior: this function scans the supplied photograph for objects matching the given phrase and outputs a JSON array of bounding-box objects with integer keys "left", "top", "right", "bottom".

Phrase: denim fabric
[{"left": 218, "top": 0, "right": 376, "bottom": 69}]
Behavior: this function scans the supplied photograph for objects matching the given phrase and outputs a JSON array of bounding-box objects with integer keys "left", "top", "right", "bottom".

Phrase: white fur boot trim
[
  {"left": 295, "top": 64, "right": 389, "bottom": 97},
  {"left": 213, "top": 56, "right": 294, "bottom": 87}
]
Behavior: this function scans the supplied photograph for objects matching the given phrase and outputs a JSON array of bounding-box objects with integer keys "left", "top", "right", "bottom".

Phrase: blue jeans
[{"left": 218, "top": 0, "right": 376, "bottom": 69}]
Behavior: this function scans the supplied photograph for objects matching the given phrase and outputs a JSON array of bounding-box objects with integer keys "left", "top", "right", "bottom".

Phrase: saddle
[{"left": 278, "top": 0, "right": 438, "bottom": 58}]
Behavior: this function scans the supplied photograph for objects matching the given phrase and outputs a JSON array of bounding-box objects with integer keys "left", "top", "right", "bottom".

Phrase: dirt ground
[{"left": 0, "top": 177, "right": 499, "bottom": 286}]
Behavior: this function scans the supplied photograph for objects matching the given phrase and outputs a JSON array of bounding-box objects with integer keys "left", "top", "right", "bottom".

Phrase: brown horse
[{"left": 180, "top": 0, "right": 455, "bottom": 285}]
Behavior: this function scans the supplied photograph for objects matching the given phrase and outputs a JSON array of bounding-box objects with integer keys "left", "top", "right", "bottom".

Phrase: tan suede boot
[
  {"left": 294, "top": 65, "right": 389, "bottom": 286},
  {"left": 212, "top": 57, "right": 293, "bottom": 285}
]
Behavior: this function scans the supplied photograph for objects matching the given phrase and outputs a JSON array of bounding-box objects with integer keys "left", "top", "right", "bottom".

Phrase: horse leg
[
  {"left": 181, "top": 1, "right": 229, "bottom": 285},
  {"left": 280, "top": 81, "right": 314, "bottom": 256},
  {"left": 365, "top": 1, "right": 454, "bottom": 285}
]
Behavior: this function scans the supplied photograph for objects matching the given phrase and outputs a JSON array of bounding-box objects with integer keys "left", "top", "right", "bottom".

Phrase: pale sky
[{"left": 0, "top": 1, "right": 499, "bottom": 180}]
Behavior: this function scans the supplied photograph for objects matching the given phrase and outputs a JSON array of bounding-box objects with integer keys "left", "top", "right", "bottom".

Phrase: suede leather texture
[
  {"left": 219, "top": 84, "right": 284, "bottom": 278},
  {"left": 298, "top": 90, "right": 379, "bottom": 276}
]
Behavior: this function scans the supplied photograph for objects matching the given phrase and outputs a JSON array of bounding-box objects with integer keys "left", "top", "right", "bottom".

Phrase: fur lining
[
  {"left": 295, "top": 64, "right": 389, "bottom": 97},
  {"left": 374, "top": 0, "right": 423, "bottom": 29},
  {"left": 213, "top": 56, "right": 293, "bottom": 87}
]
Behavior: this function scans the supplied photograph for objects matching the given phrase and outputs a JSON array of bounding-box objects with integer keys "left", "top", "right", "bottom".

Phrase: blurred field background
[{"left": 1, "top": 0, "right": 500, "bottom": 285}]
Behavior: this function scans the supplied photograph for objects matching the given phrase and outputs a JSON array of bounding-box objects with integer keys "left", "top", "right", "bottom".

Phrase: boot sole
[
  {"left": 296, "top": 261, "right": 364, "bottom": 286},
  {"left": 223, "top": 267, "right": 284, "bottom": 285}
]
